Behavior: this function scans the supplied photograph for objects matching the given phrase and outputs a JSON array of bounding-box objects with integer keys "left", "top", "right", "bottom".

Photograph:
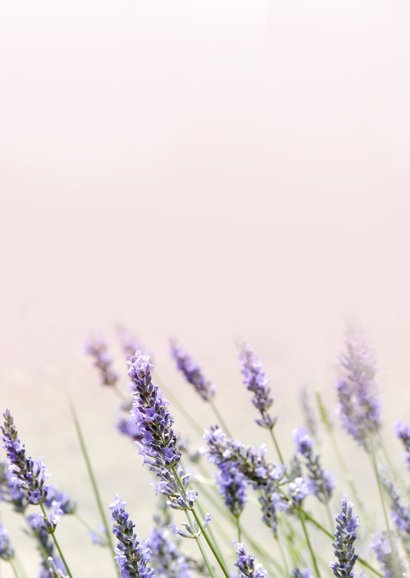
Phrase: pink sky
[{"left": 1, "top": 0, "right": 410, "bottom": 414}]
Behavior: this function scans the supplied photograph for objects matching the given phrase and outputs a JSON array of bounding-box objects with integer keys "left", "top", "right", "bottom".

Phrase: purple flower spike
[
  {"left": 395, "top": 422, "right": 410, "bottom": 472},
  {"left": 331, "top": 499, "right": 359, "bottom": 578},
  {"left": 216, "top": 462, "right": 247, "bottom": 518},
  {"left": 110, "top": 495, "right": 154, "bottom": 578},
  {"left": 150, "top": 526, "right": 191, "bottom": 578},
  {"left": 170, "top": 340, "right": 216, "bottom": 402},
  {"left": 85, "top": 335, "right": 118, "bottom": 387},
  {"left": 239, "top": 343, "right": 276, "bottom": 430},
  {"left": 294, "top": 427, "right": 334, "bottom": 504},
  {"left": 1, "top": 410, "right": 48, "bottom": 505},
  {"left": 0, "top": 521, "right": 14, "bottom": 561},
  {"left": 234, "top": 542, "right": 269, "bottom": 578},
  {"left": 336, "top": 328, "right": 381, "bottom": 450}
]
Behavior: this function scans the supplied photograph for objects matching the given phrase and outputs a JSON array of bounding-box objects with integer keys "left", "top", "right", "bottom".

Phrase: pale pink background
[{"left": 1, "top": 1, "right": 410, "bottom": 575}]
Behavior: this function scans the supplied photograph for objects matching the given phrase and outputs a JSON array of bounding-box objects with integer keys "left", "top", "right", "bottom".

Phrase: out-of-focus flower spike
[
  {"left": 170, "top": 340, "right": 216, "bottom": 402},
  {"left": 0, "top": 521, "right": 15, "bottom": 561},
  {"left": 395, "top": 422, "right": 410, "bottom": 472},
  {"left": 85, "top": 335, "right": 118, "bottom": 387},
  {"left": 234, "top": 542, "right": 269, "bottom": 578}
]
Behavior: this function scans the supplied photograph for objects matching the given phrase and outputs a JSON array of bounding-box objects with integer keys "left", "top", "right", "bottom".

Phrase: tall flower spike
[
  {"left": 110, "top": 495, "right": 154, "bottom": 578},
  {"left": 85, "top": 335, "right": 118, "bottom": 387},
  {"left": 27, "top": 513, "right": 65, "bottom": 577},
  {"left": 204, "top": 426, "right": 288, "bottom": 535},
  {"left": 170, "top": 340, "right": 216, "bottom": 402},
  {"left": 372, "top": 532, "right": 404, "bottom": 578},
  {"left": 239, "top": 343, "right": 276, "bottom": 430},
  {"left": 128, "top": 353, "right": 197, "bottom": 511},
  {"left": 293, "top": 427, "right": 335, "bottom": 503},
  {"left": 395, "top": 422, "right": 410, "bottom": 472},
  {"left": 216, "top": 461, "right": 247, "bottom": 518},
  {"left": 149, "top": 526, "right": 191, "bottom": 578},
  {"left": 380, "top": 471, "right": 410, "bottom": 556},
  {"left": 1, "top": 410, "right": 48, "bottom": 505},
  {"left": 336, "top": 328, "right": 381, "bottom": 450},
  {"left": 0, "top": 521, "right": 14, "bottom": 561},
  {"left": 331, "top": 499, "right": 359, "bottom": 578},
  {"left": 234, "top": 542, "right": 269, "bottom": 578}
]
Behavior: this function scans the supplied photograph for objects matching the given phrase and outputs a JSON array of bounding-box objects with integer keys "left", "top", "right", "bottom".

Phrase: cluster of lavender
[{"left": 1, "top": 326, "right": 409, "bottom": 578}]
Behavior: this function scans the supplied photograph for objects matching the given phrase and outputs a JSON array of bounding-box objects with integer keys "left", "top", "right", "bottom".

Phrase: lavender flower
[
  {"left": 380, "top": 472, "right": 410, "bottom": 555},
  {"left": 149, "top": 526, "right": 191, "bottom": 578},
  {"left": 372, "top": 532, "right": 403, "bottom": 578},
  {"left": 395, "top": 422, "right": 410, "bottom": 472},
  {"left": 44, "top": 485, "right": 76, "bottom": 515},
  {"left": 89, "top": 524, "right": 108, "bottom": 547},
  {"left": 336, "top": 329, "right": 381, "bottom": 450},
  {"left": 292, "top": 570, "right": 314, "bottom": 578},
  {"left": 170, "top": 340, "right": 216, "bottom": 402},
  {"left": 28, "top": 513, "right": 65, "bottom": 577},
  {"left": 128, "top": 353, "right": 196, "bottom": 511},
  {"left": 234, "top": 542, "right": 269, "bottom": 578},
  {"left": 205, "top": 426, "right": 288, "bottom": 534},
  {"left": 288, "top": 477, "right": 309, "bottom": 506},
  {"left": 239, "top": 343, "right": 276, "bottom": 430},
  {"left": 331, "top": 499, "right": 359, "bottom": 578},
  {"left": 110, "top": 495, "right": 154, "bottom": 578},
  {"left": 294, "top": 427, "right": 335, "bottom": 503},
  {"left": 85, "top": 335, "right": 118, "bottom": 387},
  {"left": 1, "top": 410, "right": 48, "bottom": 505},
  {"left": 216, "top": 462, "right": 247, "bottom": 518},
  {"left": 0, "top": 521, "right": 14, "bottom": 561}
]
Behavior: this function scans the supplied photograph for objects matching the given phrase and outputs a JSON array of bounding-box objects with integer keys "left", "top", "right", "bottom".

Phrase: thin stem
[
  {"left": 209, "top": 398, "right": 233, "bottom": 438},
  {"left": 13, "top": 554, "right": 28, "bottom": 578},
  {"left": 235, "top": 515, "right": 242, "bottom": 542},
  {"left": 299, "top": 510, "right": 321, "bottom": 578},
  {"left": 195, "top": 497, "right": 226, "bottom": 563},
  {"left": 171, "top": 466, "right": 230, "bottom": 578},
  {"left": 325, "top": 501, "right": 334, "bottom": 532},
  {"left": 369, "top": 437, "right": 400, "bottom": 578},
  {"left": 69, "top": 403, "right": 119, "bottom": 578},
  {"left": 9, "top": 560, "right": 20, "bottom": 578},
  {"left": 39, "top": 503, "right": 73, "bottom": 578},
  {"left": 275, "top": 530, "right": 291, "bottom": 578},
  {"left": 268, "top": 428, "right": 285, "bottom": 465},
  {"left": 183, "top": 508, "right": 216, "bottom": 578}
]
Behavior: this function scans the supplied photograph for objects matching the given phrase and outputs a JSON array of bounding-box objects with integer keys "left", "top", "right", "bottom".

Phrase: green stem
[
  {"left": 209, "top": 399, "right": 233, "bottom": 438},
  {"left": 268, "top": 428, "right": 285, "bottom": 465},
  {"left": 39, "top": 503, "right": 73, "bottom": 578},
  {"left": 369, "top": 438, "right": 400, "bottom": 578},
  {"left": 235, "top": 515, "right": 242, "bottom": 542},
  {"left": 9, "top": 560, "right": 20, "bottom": 578},
  {"left": 172, "top": 466, "right": 230, "bottom": 578},
  {"left": 325, "top": 501, "right": 334, "bottom": 533},
  {"left": 69, "top": 403, "right": 119, "bottom": 578},
  {"left": 275, "top": 530, "right": 291, "bottom": 578},
  {"left": 12, "top": 554, "right": 28, "bottom": 578},
  {"left": 299, "top": 510, "right": 321, "bottom": 578},
  {"left": 183, "top": 508, "right": 216, "bottom": 578}
]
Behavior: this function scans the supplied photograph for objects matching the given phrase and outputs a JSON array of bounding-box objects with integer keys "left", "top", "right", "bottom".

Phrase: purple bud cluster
[
  {"left": 234, "top": 542, "right": 269, "bottom": 578},
  {"left": 239, "top": 344, "right": 276, "bottom": 430},
  {"left": 331, "top": 499, "right": 359, "bottom": 578},
  {"left": 372, "top": 532, "right": 403, "bottom": 578},
  {"left": 216, "top": 462, "right": 247, "bottom": 518},
  {"left": 85, "top": 336, "right": 118, "bottom": 387},
  {"left": 336, "top": 331, "right": 381, "bottom": 450},
  {"left": 110, "top": 495, "right": 154, "bottom": 578},
  {"left": 128, "top": 353, "right": 197, "bottom": 510},
  {"left": 380, "top": 472, "right": 410, "bottom": 556},
  {"left": 293, "top": 427, "right": 335, "bottom": 503},
  {"left": 170, "top": 340, "right": 216, "bottom": 402},
  {"left": 28, "top": 513, "right": 65, "bottom": 576},
  {"left": 205, "top": 426, "right": 288, "bottom": 534},
  {"left": 0, "top": 521, "right": 14, "bottom": 561},
  {"left": 1, "top": 410, "right": 48, "bottom": 505},
  {"left": 395, "top": 422, "right": 410, "bottom": 472},
  {"left": 292, "top": 569, "right": 314, "bottom": 578},
  {"left": 149, "top": 526, "right": 191, "bottom": 578}
]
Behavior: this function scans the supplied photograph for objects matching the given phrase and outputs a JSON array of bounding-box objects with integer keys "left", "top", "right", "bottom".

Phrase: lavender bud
[
  {"left": 0, "top": 521, "right": 14, "bottom": 561},
  {"left": 150, "top": 526, "right": 191, "bottom": 578},
  {"left": 1, "top": 410, "right": 48, "bottom": 505},
  {"left": 371, "top": 532, "right": 404, "bottom": 578},
  {"left": 170, "top": 340, "right": 216, "bottom": 402},
  {"left": 216, "top": 462, "right": 247, "bottom": 518},
  {"left": 293, "top": 427, "right": 334, "bottom": 503},
  {"left": 110, "top": 495, "right": 154, "bottom": 578},
  {"left": 234, "top": 542, "right": 269, "bottom": 578},
  {"left": 239, "top": 343, "right": 276, "bottom": 430},
  {"left": 336, "top": 329, "right": 381, "bottom": 450},
  {"left": 331, "top": 499, "right": 359, "bottom": 578},
  {"left": 395, "top": 422, "right": 410, "bottom": 472},
  {"left": 85, "top": 335, "right": 118, "bottom": 387}
]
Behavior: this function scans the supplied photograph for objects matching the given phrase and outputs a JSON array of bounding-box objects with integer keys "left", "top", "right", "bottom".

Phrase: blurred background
[{"left": 1, "top": 0, "right": 410, "bottom": 575}]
